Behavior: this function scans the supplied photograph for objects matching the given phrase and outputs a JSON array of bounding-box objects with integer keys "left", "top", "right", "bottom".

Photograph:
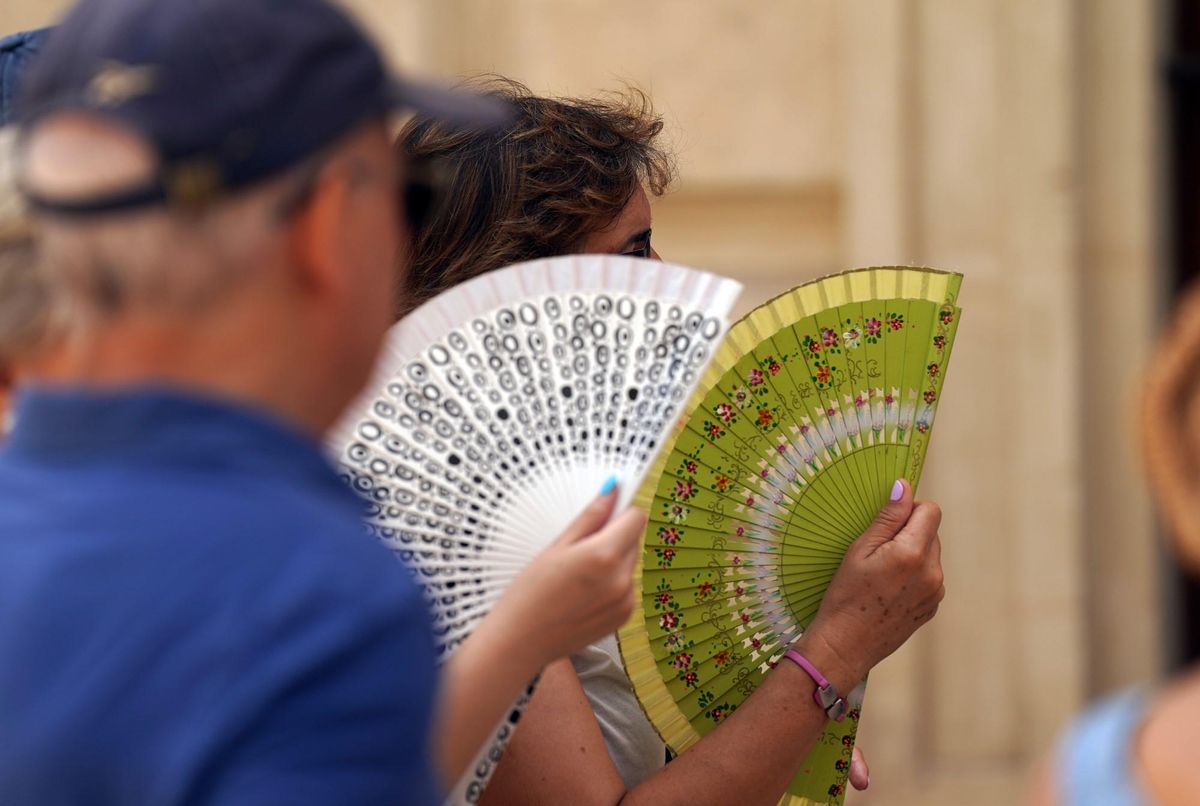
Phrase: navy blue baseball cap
[
  {"left": 0, "top": 28, "right": 50, "bottom": 127},
  {"left": 16, "top": 0, "right": 508, "bottom": 215}
]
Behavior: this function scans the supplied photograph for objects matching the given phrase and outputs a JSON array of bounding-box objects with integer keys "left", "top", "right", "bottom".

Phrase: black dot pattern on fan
[{"left": 337, "top": 291, "right": 724, "bottom": 657}]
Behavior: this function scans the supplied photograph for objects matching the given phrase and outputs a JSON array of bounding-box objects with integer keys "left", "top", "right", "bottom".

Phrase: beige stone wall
[
  {"left": 0, "top": 1, "right": 65, "bottom": 32},
  {"left": 353, "top": 4, "right": 1160, "bottom": 803},
  {"left": 1, "top": 2, "right": 1161, "bottom": 804}
]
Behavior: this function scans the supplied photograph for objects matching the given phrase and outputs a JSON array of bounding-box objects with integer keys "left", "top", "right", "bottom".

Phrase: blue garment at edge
[
  {"left": 0, "top": 388, "right": 438, "bottom": 805},
  {"left": 1058, "top": 689, "right": 1151, "bottom": 806}
]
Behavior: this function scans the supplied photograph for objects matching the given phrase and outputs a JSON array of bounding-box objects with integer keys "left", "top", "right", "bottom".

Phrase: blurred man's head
[
  {"left": 23, "top": 115, "right": 399, "bottom": 419},
  {"left": 15, "top": 0, "right": 502, "bottom": 432}
]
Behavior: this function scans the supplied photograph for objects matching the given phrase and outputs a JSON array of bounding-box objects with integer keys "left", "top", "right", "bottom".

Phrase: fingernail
[
  {"left": 865, "top": 775, "right": 870, "bottom": 790},
  {"left": 890, "top": 479, "right": 904, "bottom": 501},
  {"left": 600, "top": 475, "right": 619, "bottom": 496}
]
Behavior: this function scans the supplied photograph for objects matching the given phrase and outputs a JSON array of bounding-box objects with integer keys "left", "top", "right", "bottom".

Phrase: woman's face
[{"left": 579, "top": 186, "right": 660, "bottom": 260}]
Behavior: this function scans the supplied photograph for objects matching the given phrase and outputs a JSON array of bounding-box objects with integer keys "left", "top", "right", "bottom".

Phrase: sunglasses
[
  {"left": 619, "top": 229, "right": 653, "bottom": 259},
  {"left": 402, "top": 157, "right": 439, "bottom": 235}
]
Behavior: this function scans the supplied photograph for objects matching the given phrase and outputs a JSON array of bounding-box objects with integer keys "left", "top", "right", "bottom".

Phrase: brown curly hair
[{"left": 395, "top": 78, "right": 675, "bottom": 315}]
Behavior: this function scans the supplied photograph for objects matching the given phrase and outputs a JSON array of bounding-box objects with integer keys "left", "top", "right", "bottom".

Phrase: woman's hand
[
  {"left": 490, "top": 482, "right": 646, "bottom": 669},
  {"left": 432, "top": 482, "right": 644, "bottom": 788},
  {"left": 471, "top": 480, "right": 935, "bottom": 806},
  {"left": 800, "top": 478, "right": 946, "bottom": 689}
]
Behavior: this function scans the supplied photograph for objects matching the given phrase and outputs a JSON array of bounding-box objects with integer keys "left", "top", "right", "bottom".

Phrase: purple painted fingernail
[{"left": 890, "top": 480, "right": 904, "bottom": 501}]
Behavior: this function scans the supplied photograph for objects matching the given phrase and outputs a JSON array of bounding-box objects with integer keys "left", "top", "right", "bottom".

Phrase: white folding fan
[{"left": 327, "top": 254, "right": 742, "bottom": 803}]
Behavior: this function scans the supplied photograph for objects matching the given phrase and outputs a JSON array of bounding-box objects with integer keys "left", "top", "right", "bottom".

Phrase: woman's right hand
[{"left": 491, "top": 482, "right": 646, "bottom": 667}]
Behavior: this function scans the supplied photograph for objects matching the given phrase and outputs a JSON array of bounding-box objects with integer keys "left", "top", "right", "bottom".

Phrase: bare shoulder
[
  {"left": 1025, "top": 754, "right": 1059, "bottom": 806},
  {"left": 1137, "top": 668, "right": 1200, "bottom": 806}
]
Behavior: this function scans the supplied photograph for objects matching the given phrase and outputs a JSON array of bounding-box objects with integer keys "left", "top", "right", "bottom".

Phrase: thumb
[
  {"left": 855, "top": 479, "right": 914, "bottom": 552},
  {"left": 600, "top": 507, "right": 648, "bottom": 575},
  {"left": 555, "top": 475, "right": 620, "bottom": 545},
  {"left": 580, "top": 507, "right": 647, "bottom": 574}
]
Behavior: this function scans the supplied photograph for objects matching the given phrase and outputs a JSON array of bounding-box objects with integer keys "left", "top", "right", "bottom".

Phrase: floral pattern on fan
[
  {"left": 327, "top": 255, "right": 743, "bottom": 805},
  {"left": 619, "top": 266, "right": 963, "bottom": 806}
]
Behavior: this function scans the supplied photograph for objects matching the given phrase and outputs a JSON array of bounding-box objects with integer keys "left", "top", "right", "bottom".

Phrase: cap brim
[{"left": 390, "top": 76, "right": 512, "bottom": 129}]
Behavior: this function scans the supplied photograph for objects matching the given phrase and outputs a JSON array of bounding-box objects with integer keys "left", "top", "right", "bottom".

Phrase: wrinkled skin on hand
[{"left": 804, "top": 479, "right": 946, "bottom": 686}]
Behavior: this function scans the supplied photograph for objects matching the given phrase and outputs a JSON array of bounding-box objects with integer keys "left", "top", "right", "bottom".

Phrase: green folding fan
[{"left": 618, "top": 266, "right": 962, "bottom": 806}]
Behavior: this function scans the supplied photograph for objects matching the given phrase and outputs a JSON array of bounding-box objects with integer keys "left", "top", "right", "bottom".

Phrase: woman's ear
[{"left": 1142, "top": 280, "right": 1200, "bottom": 572}]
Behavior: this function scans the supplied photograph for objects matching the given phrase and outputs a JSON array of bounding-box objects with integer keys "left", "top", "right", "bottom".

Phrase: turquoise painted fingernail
[
  {"left": 890, "top": 479, "right": 904, "bottom": 501},
  {"left": 600, "top": 475, "right": 619, "bottom": 495}
]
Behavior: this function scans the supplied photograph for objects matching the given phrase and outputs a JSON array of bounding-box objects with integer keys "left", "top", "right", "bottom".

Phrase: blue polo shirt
[{"left": 0, "top": 388, "right": 439, "bottom": 805}]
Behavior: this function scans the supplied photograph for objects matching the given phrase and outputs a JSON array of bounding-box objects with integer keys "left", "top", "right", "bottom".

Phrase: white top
[{"left": 571, "top": 634, "right": 666, "bottom": 789}]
